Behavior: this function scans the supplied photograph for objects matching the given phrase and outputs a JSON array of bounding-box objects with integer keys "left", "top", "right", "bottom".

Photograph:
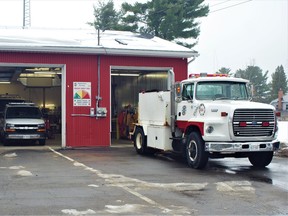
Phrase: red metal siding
[{"left": 0, "top": 52, "right": 187, "bottom": 147}]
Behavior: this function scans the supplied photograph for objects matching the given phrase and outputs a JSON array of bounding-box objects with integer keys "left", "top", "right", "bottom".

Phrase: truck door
[{"left": 176, "top": 83, "right": 195, "bottom": 122}]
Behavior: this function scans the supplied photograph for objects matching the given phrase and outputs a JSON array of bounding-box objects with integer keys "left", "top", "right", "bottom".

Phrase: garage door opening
[
  {"left": 110, "top": 67, "right": 171, "bottom": 144},
  {"left": 0, "top": 64, "right": 64, "bottom": 147}
]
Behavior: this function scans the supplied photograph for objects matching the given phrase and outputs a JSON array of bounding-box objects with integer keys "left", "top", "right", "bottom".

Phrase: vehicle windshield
[
  {"left": 6, "top": 107, "right": 42, "bottom": 119},
  {"left": 196, "top": 81, "right": 249, "bottom": 100},
  {"left": 0, "top": 99, "right": 25, "bottom": 113}
]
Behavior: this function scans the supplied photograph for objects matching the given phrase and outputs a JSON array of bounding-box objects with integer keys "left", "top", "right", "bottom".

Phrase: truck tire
[
  {"left": 3, "top": 138, "right": 10, "bottom": 146},
  {"left": 39, "top": 139, "right": 46, "bottom": 146},
  {"left": 248, "top": 152, "right": 273, "bottom": 167},
  {"left": 185, "top": 132, "right": 208, "bottom": 169},
  {"left": 134, "top": 127, "right": 147, "bottom": 154}
]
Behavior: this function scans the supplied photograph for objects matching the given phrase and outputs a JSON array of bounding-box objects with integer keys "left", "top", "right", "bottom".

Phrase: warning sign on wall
[{"left": 73, "top": 82, "right": 91, "bottom": 106}]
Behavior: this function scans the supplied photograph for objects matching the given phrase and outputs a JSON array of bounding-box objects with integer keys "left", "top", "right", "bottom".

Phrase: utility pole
[{"left": 23, "top": 0, "right": 31, "bottom": 28}]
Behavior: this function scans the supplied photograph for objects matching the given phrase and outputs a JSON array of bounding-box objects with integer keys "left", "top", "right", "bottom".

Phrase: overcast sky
[{"left": 0, "top": 0, "right": 287, "bottom": 78}]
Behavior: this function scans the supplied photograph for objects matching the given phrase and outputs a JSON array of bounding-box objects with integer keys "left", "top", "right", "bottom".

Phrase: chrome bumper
[
  {"left": 205, "top": 140, "right": 280, "bottom": 152},
  {"left": 7, "top": 134, "right": 45, "bottom": 139}
]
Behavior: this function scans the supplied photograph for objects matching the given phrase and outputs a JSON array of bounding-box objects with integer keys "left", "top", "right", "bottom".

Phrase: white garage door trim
[{"left": 0, "top": 63, "right": 66, "bottom": 148}]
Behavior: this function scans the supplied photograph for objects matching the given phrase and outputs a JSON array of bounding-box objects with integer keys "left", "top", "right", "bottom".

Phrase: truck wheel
[
  {"left": 185, "top": 132, "right": 208, "bottom": 169},
  {"left": 39, "top": 139, "right": 46, "bottom": 146},
  {"left": 134, "top": 127, "right": 147, "bottom": 154},
  {"left": 3, "top": 139, "right": 10, "bottom": 146},
  {"left": 248, "top": 152, "right": 273, "bottom": 167}
]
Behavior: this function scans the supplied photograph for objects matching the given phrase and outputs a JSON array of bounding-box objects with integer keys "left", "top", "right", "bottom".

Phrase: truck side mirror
[{"left": 175, "top": 82, "right": 182, "bottom": 102}]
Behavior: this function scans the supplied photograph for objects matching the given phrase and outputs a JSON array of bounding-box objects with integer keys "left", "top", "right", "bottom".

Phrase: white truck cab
[
  {"left": 0, "top": 103, "right": 46, "bottom": 145},
  {"left": 131, "top": 72, "right": 279, "bottom": 169}
]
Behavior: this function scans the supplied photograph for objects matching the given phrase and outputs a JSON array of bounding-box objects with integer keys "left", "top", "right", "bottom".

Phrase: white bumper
[{"left": 205, "top": 140, "right": 280, "bottom": 152}]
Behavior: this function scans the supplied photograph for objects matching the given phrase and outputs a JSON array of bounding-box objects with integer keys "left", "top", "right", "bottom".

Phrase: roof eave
[{"left": 0, "top": 46, "right": 198, "bottom": 58}]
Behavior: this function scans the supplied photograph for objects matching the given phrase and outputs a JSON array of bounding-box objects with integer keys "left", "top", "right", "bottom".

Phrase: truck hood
[
  {"left": 211, "top": 100, "right": 274, "bottom": 109},
  {"left": 199, "top": 100, "right": 276, "bottom": 114},
  {"left": 6, "top": 118, "right": 45, "bottom": 125}
]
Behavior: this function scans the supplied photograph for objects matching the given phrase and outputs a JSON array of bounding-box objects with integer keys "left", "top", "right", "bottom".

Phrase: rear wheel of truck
[
  {"left": 185, "top": 132, "right": 208, "bottom": 169},
  {"left": 248, "top": 152, "right": 273, "bottom": 167},
  {"left": 134, "top": 127, "right": 147, "bottom": 154}
]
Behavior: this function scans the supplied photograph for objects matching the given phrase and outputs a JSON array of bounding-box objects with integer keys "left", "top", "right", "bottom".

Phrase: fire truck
[{"left": 131, "top": 71, "right": 280, "bottom": 169}]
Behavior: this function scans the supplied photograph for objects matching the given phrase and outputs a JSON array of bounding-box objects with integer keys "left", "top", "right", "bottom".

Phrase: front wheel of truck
[
  {"left": 185, "top": 132, "right": 208, "bottom": 169},
  {"left": 134, "top": 127, "right": 147, "bottom": 155},
  {"left": 39, "top": 139, "right": 46, "bottom": 146},
  {"left": 248, "top": 152, "right": 273, "bottom": 167}
]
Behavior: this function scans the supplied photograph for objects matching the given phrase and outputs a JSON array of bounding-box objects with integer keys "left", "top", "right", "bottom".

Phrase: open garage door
[
  {"left": 0, "top": 64, "right": 64, "bottom": 147},
  {"left": 110, "top": 67, "right": 172, "bottom": 142}
]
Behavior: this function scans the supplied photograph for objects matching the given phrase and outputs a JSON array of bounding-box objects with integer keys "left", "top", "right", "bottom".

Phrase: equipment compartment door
[{"left": 147, "top": 125, "right": 172, "bottom": 151}]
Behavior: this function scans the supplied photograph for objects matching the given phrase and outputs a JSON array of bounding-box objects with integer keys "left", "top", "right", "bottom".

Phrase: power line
[
  {"left": 210, "top": 0, "right": 232, "bottom": 8},
  {"left": 210, "top": 0, "right": 253, "bottom": 13}
]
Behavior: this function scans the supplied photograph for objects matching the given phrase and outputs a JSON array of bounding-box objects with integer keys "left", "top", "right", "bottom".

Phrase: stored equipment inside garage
[
  {"left": 0, "top": 66, "right": 62, "bottom": 144},
  {"left": 0, "top": 28, "right": 197, "bottom": 148},
  {"left": 111, "top": 69, "right": 169, "bottom": 140}
]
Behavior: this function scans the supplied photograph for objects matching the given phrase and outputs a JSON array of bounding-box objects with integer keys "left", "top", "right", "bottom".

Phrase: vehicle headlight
[
  {"left": 38, "top": 124, "right": 45, "bottom": 129},
  {"left": 5, "top": 124, "right": 15, "bottom": 132},
  {"left": 6, "top": 123, "right": 15, "bottom": 129},
  {"left": 37, "top": 123, "right": 46, "bottom": 132}
]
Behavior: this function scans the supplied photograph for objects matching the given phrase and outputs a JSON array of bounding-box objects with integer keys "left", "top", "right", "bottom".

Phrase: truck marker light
[
  {"left": 239, "top": 122, "right": 247, "bottom": 127},
  {"left": 262, "top": 122, "right": 270, "bottom": 127},
  {"left": 275, "top": 112, "right": 281, "bottom": 117},
  {"left": 6, "top": 128, "right": 16, "bottom": 132},
  {"left": 37, "top": 128, "right": 46, "bottom": 132},
  {"left": 221, "top": 112, "right": 228, "bottom": 117}
]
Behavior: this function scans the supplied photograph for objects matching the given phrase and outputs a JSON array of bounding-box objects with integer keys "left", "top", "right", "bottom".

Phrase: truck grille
[
  {"left": 14, "top": 124, "right": 39, "bottom": 133},
  {"left": 233, "top": 109, "right": 275, "bottom": 137}
]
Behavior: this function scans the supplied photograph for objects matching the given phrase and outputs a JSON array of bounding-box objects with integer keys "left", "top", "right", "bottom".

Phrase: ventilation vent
[{"left": 115, "top": 39, "right": 128, "bottom": 45}]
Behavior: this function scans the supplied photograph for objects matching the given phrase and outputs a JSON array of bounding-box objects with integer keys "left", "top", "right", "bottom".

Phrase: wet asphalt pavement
[{"left": 0, "top": 141, "right": 287, "bottom": 215}]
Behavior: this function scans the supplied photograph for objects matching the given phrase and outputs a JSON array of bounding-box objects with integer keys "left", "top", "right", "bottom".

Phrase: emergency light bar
[{"left": 189, "top": 73, "right": 228, "bottom": 78}]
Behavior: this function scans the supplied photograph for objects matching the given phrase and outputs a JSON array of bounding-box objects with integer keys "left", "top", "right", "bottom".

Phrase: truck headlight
[
  {"left": 206, "top": 126, "right": 214, "bottom": 134},
  {"left": 37, "top": 123, "right": 46, "bottom": 132},
  {"left": 5, "top": 124, "right": 15, "bottom": 132}
]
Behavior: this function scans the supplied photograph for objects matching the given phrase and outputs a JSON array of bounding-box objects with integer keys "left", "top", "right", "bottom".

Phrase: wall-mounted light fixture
[{"left": 111, "top": 73, "right": 139, "bottom": 77}]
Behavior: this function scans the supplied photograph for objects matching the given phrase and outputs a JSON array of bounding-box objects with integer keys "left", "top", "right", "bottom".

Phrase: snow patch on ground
[
  {"left": 73, "top": 162, "right": 86, "bottom": 167},
  {"left": 17, "top": 170, "right": 33, "bottom": 177},
  {"left": 216, "top": 181, "right": 255, "bottom": 194},
  {"left": 61, "top": 209, "right": 96, "bottom": 215},
  {"left": 105, "top": 204, "right": 146, "bottom": 214},
  {"left": 88, "top": 184, "right": 99, "bottom": 188},
  {"left": 9, "top": 166, "right": 25, "bottom": 170},
  {"left": 274, "top": 121, "right": 288, "bottom": 157},
  {"left": 3, "top": 152, "right": 17, "bottom": 158},
  {"left": 104, "top": 204, "right": 191, "bottom": 215}
]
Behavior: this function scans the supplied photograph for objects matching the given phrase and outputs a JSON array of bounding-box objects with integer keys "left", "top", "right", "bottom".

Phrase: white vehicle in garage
[
  {"left": 131, "top": 72, "right": 280, "bottom": 169},
  {"left": 0, "top": 103, "right": 46, "bottom": 145}
]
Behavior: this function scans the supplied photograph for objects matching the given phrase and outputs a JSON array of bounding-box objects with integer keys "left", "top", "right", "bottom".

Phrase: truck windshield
[
  {"left": 6, "top": 107, "right": 42, "bottom": 119},
  {"left": 196, "top": 81, "right": 249, "bottom": 100}
]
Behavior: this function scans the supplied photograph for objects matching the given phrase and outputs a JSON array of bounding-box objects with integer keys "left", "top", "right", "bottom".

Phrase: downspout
[
  {"left": 168, "top": 69, "right": 176, "bottom": 137},
  {"left": 96, "top": 55, "right": 102, "bottom": 113},
  {"left": 96, "top": 28, "right": 102, "bottom": 116}
]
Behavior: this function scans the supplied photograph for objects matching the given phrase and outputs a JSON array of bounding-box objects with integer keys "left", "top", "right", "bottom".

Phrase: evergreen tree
[
  {"left": 270, "top": 65, "right": 288, "bottom": 100},
  {"left": 120, "top": 0, "right": 209, "bottom": 48},
  {"left": 235, "top": 66, "right": 269, "bottom": 103},
  {"left": 89, "top": 0, "right": 121, "bottom": 31},
  {"left": 216, "top": 67, "right": 232, "bottom": 75}
]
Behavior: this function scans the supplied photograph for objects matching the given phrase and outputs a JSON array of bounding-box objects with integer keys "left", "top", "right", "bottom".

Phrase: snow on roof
[
  {"left": 270, "top": 94, "right": 288, "bottom": 104},
  {"left": 0, "top": 27, "right": 197, "bottom": 58}
]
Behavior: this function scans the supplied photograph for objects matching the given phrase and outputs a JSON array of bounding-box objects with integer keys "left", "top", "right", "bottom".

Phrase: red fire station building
[{"left": 0, "top": 28, "right": 197, "bottom": 148}]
